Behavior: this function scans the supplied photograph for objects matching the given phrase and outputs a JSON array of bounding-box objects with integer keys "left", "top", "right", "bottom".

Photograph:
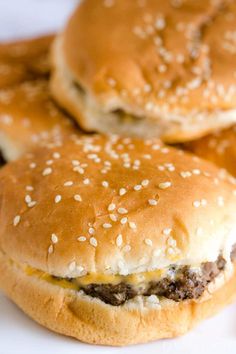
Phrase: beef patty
[{"left": 55, "top": 245, "right": 236, "bottom": 306}]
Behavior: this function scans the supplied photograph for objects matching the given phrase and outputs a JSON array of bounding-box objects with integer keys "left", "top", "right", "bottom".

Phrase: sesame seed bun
[
  {"left": 0, "top": 35, "right": 54, "bottom": 89},
  {"left": 1, "top": 135, "right": 236, "bottom": 276},
  {"left": 1, "top": 248, "right": 236, "bottom": 346},
  {"left": 1, "top": 135, "right": 236, "bottom": 344},
  {"left": 50, "top": 0, "right": 236, "bottom": 143},
  {"left": 184, "top": 125, "right": 236, "bottom": 177},
  {"left": 0, "top": 80, "right": 77, "bottom": 161},
  {"left": 0, "top": 35, "right": 78, "bottom": 161}
]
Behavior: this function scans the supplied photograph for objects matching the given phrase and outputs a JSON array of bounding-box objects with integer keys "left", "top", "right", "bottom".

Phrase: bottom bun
[{"left": 1, "top": 251, "right": 236, "bottom": 346}]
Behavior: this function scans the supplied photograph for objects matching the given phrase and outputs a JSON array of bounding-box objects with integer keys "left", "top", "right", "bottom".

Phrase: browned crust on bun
[
  {"left": 184, "top": 125, "right": 236, "bottom": 177},
  {"left": 0, "top": 79, "right": 77, "bottom": 161},
  {"left": 51, "top": 0, "right": 236, "bottom": 142},
  {"left": 0, "top": 35, "right": 54, "bottom": 89},
  {"left": 1, "top": 135, "right": 236, "bottom": 277},
  {"left": 1, "top": 250, "right": 236, "bottom": 346}
]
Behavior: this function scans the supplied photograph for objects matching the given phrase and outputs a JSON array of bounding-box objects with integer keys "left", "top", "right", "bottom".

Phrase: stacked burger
[{"left": 1, "top": 0, "right": 236, "bottom": 346}]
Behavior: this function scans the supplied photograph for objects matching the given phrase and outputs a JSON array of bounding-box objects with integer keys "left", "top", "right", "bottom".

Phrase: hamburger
[
  {"left": 1, "top": 134, "right": 236, "bottom": 345},
  {"left": 0, "top": 34, "right": 54, "bottom": 89},
  {"left": 51, "top": 0, "right": 236, "bottom": 142},
  {"left": 0, "top": 35, "right": 77, "bottom": 162},
  {"left": 0, "top": 79, "right": 76, "bottom": 162}
]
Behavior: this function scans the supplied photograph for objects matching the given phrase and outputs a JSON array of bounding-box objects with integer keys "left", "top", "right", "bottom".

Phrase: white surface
[
  {"left": 0, "top": 1, "right": 236, "bottom": 353},
  {"left": 0, "top": 0, "right": 78, "bottom": 41}
]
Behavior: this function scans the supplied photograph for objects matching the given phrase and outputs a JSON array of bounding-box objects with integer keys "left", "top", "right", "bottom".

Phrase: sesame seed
[
  {"left": 163, "top": 228, "right": 172, "bottom": 236},
  {"left": 48, "top": 245, "right": 54, "bottom": 254},
  {"left": 69, "top": 261, "right": 76, "bottom": 272},
  {"left": 46, "top": 160, "right": 53, "bottom": 166},
  {"left": 102, "top": 181, "right": 109, "bottom": 188},
  {"left": 148, "top": 199, "right": 158, "bottom": 206},
  {"left": 120, "top": 217, "right": 128, "bottom": 224},
  {"left": 53, "top": 152, "right": 60, "bottom": 159},
  {"left": 29, "top": 162, "right": 36, "bottom": 169},
  {"left": 167, "top": 247, "right": 175, "bottom": 255},
  {"left": 103, "top": 223, "right": 112, "bottom": 229},
  {"left": 77, "top": 266, "right": 84, "bottom": 274},
  {"left": 51, "top": 234, "right": 58, "bottom": 244},
  {"left": 28, "top": 201, "right": 36, "bottom": 208},
  {"left": 42, "top": 167, "right": 52, "bottom": 176},
  {"left": 108, "top": 203, "right": 116, "bottom": 211},
  {"left": 83, "top": 178, "right": 90, "bottom": 185},
  {"left": 88, "top": 227, "right": 95, "bottom": 235},
  {"left": 118, "top": 207, "right": 128, "bottom": 214},
  {"left": 77, "top": 236, "right": 86, "bottom": 242},
  {"left": 74, "top": 194, "right": 82, "bottom": 202},
  {"left": 155, "top": 17, "right": 166, "bottom": 30},
  {"left": 64, "top": 181, "right": 73, "bottom": 186},
  {"left": 25, "top": 195, "right": 32, "bottom": 204},
  {"left": 119, "top": 188, "right": 127, "bottom": 196},
  {"left": 192, "top": 169, "right": 201, "bottom": 175},
  {"left": 90, "top": 237, "right": 98, "bottom": 247},
  {"left": 193, "top": 200, "right": 201, "bottom": 208},
  {"left": 110, "top": 214, "right": 118, "bottom": 222},
  {"left": 72, "top": 160, "right": 80, "bottom": 166},
  {"left": 217, "top": 196, "right": 224, "bottom": 207},
  {"left": 26, "top": 185, "right": 34, "bottom": 191},
  {"left": 158, "top": 181, "right": 172, "bottom": 189},
  {"left": 167, "top": 237, "right": 176, "bottom": 247},
  {"left": 180, "top": 171, "right": 192, "bottom": 178},
  {"left": 134, "top": 184, "right": 142, "bottom": 191},
  {"left": 75, "top": 166, "right": 84, "bottom": 174},
  {"left": 55, "top": 195, "right": 62, "bottom": 204},
  {"left": 129, "top": 221, "right": 137, "bottom": 229},
  {"left": 116, "top": 234, "right": 123, "bottom": 247},
  {"left": 145, "top": 238, "right": 153, "bottom": 246},
  {"left": 13, "top": 215, "right": 21, "bottom": 226},
  {"left": 141, "top": 179, "right": 149, "bottom": 187}
]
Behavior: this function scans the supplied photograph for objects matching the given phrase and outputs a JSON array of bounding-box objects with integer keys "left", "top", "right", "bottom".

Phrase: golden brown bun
[
  {"left": 0, "top": 35, "right": 54, "bottom": 88},
  {"left": 0, "top": 79, "right": 77, "bottom": 161},
  {"left": 1, "top": 249, "right": 236, "bottom": 346},
  {"left": 51, "top": 0, "right": 236, "bottom": 142},
  {"left": 184, "top": 125, "right": 236, "bottom": 177},
  {"left": 1, "top": 135, "right": 236, "bottom": 277},
  {"left": 0, "top": 35, "right": 79, "bottom": 161}
]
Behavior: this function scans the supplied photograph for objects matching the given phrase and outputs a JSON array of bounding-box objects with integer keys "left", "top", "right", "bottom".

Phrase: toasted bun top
[
  {"left": 0, "top": 79, "right": 77, "bottom": 161},
  {"left": 1, "top": 134, "right": 236, "bottom": 277},
  {"left": 62, "top": 0, "right": 236, "bottom": 116},
  {"left": 185, "top": 125, "right": 236, "bottom": 177},
  {"left": 0, "top": 35, "right": 54, "bottom": 89}
]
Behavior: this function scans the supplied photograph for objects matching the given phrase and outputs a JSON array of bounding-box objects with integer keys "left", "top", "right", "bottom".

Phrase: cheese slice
[{"left": 24, "top": 266, "right": 167, "bottom": 289}]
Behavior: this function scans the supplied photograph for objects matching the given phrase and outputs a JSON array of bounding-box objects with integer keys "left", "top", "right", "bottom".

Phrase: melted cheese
[{"left": 24, "top": 266, "right": 167, "bottom": 289}]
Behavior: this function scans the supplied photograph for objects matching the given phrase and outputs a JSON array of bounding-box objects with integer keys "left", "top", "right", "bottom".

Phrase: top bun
[
  {"left": 0, "top": 35, "right": 54, "bottom": 89},
  {"left": 1, "top": 134, "right": 236, "bottom": 278},
  {"left": 51, "top": 0, "right": 236, "bottom": 142},
  {"left": 0, "top": 35, "right": 77, "bottom": 162},
  {"left": 0, "top": 79, "right": 76, "bottom": 162}
]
